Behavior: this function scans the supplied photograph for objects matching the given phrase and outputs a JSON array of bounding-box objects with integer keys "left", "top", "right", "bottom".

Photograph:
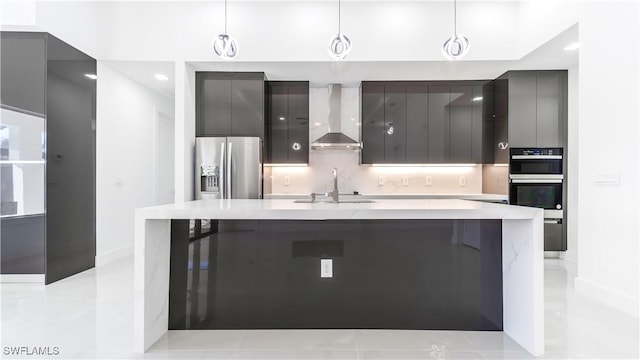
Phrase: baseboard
[
  {"left": 575, "top": 277, "right": 639, "bottom": 318},
  {"left": 95, "top": 244, "right": 133, "bottom": 267},
  {"left": 559, "top": 249, "right": 577, "bottom": 263},
  {"left": 0, "top": 274, "right": 45, "bottom": 283}
]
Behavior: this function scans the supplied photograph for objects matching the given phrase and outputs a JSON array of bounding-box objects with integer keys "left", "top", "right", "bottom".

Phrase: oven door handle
[
  {"left": 511, "top": 155, "right": 563, "bottom": 160},
  {"left": 511, "top": 179, "right": 563, "bottom": 184},
  {"left": 544, "top": 219, "right": 562, "bottom": 224}
]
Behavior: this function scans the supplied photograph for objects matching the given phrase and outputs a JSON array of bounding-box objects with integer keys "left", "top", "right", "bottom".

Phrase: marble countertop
[
  {"left": 136, "top": 198, "right": 538, "bottom": 221},
  {"left": 265, "top": 193, "right": 508, "bottom": 202}
]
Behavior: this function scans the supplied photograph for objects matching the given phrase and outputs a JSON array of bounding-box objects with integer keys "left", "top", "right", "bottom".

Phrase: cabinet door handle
[{"left": 498, "top": 142, "right": 509, "bottom": 150}]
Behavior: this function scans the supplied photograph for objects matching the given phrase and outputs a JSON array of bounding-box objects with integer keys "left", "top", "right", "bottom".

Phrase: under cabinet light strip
[
  {"left": 264, "top": 163, "right": 308, "bottom": 167},
  {"left": 370, "top": 164, "right": 477, "bottom": 167}
]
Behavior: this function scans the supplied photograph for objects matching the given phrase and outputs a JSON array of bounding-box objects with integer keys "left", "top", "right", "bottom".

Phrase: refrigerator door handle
[
  {"left": 220, "top": 142, "right": 226, "bottom": 199},
  {"left": 227, "top": 141, "right": 233, "bottom": 198}
]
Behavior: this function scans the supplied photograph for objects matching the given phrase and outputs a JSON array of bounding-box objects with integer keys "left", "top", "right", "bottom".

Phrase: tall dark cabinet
[
  {"left": 265, "top": 81, "right": 309, "bottom": 164},
  {"left": 361, "top": 81, "right": 494, "bottom": 165},
  {"left": 196, "top": 72, "right": 266, "bottom": 138},
  {"left": 493, "top": 70, "right": 568, "bottom": 163},
  {"left": 1, "top": 32, "right": 96, "bottom": 283}
]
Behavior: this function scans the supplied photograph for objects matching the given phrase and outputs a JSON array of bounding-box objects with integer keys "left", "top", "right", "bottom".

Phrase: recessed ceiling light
[
  {"left": 564, "top": 42, "right": 579, "bottom": 51},
  {"left": 279, "top": 117, "right": 285, "bottom": 121},
  {"left": 154, "top": 74, "right": 169, "bottom": 81},
  {"left": 472, "top": 96, "right": 483, "bottom": 102},
  {"left": 84, "top": 74, "right": 97, "bottom": 80}
]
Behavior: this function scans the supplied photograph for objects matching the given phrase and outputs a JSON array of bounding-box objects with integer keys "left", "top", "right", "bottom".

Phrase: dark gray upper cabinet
[
  {"left": 508, "top": 73, "right": 537, "bottom": 147},
  {"left": 494, "top": 77, "right": 509, "bottom": 164},
  {"left": 405, "top": 84, "right": 428, "bottom": 163},
  {"left": 196, "top": 72, "right": 265, "bottom": 138},
  {"left": 427, "top": 85, "right": 450, "bottom": 163},
  {"left": 497, "top": 70, "right": 567, "bottom": 152},
  {"left": 384, "top": 83, "right": 407, "bottom": 163},
  {"left": 265, "top": 81, "right": 309, "bottom": 164},
  {"left": 0, "top": 33, "right": 46, "bottom": 115},
  {"left": 361, "top": 83, "right": 385, "bottom": 164},
  {"left": 536, "top": 72, "right": 566, "bottom": 148},
  {"left": 361, "top": 81, "right": 493, "bottom": 164},
  {"left": 449, "top": 85, "right": 473, "bottom": 163}
]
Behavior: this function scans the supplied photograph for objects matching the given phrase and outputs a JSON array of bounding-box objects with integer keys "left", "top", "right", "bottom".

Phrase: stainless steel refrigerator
[{"left": 195, "top": 137, "right": 262, "bottom": 200}]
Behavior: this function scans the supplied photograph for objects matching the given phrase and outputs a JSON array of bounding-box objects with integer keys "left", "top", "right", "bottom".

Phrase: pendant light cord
[
  {"left": 338, "top": 0, "right": 342, "bottom": 34},
  {"left": 224, "top": 0, "right": 228, "bottom": 34},
  {"left": 453, "top": 0, "right": 457, "bottom": 35}
]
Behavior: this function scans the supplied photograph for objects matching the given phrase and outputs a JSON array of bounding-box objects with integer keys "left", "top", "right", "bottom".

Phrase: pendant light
[
  {"left": 213, "top": 0, "right": 238, "bottom": 59},
  {"left": 327, "top": 0, "right": 352, "bottom": 60},
  {"left": 442, "top": 0, "right": 470, "bottom": 60}
]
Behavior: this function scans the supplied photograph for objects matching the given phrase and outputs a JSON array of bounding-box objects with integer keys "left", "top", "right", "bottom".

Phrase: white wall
[
  {"left": 562, "top": 64, "right": 579, "bottom": 264},
  {"left": 96, "top": 63, "right": 174, "bottom": 266},
  {"left": 575, "top": 1, "right": 639, "bottom": 317}
]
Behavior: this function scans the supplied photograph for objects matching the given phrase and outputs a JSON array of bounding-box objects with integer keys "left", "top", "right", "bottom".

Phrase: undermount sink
[{"left": 293, "top": 199, "right": 375, "bottom": 204}]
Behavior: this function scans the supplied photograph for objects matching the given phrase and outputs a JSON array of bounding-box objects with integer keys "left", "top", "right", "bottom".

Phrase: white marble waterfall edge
[{"left": 134, "top": 199, "right": 544, "bottom": 356}]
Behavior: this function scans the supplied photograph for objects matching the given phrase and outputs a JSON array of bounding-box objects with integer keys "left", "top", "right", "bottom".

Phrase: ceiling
[{"left": 107, "top": 23, "right": 577, "bottom": 95}]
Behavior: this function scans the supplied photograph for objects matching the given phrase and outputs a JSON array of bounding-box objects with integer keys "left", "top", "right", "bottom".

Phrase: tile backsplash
[{"left": 266, "top": 86, "right": 502, "bottom": 195}]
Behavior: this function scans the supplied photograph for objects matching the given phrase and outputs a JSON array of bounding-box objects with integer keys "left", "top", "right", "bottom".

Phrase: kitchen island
[{"left": 134, "top": 199, "right": 544, "bottom": 355}]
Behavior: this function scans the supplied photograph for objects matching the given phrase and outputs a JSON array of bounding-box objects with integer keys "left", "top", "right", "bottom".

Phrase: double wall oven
[{"left": 509, "top": 148, "right": 566, "bottom": 251}]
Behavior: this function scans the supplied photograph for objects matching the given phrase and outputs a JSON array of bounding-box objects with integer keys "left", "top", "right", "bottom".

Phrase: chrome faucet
[{"left": 327, "top": 168, "right": 339, "bottom": 203}]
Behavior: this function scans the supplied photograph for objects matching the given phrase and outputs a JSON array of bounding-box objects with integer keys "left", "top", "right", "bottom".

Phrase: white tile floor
[{"left": 1, "top": 257, "right": 638, "bottom": 359}]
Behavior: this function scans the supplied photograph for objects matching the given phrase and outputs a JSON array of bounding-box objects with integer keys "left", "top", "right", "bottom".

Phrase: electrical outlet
[
  {"left": 425, "top": 176, "right": 433, "bottom": 186},
  {"left": 378, "top": 176, "right": 385, "bottom": 186},
  {"left": 284, "top": 176, "right": 290, "bottom": 186},
  {"left": 320, "top": 259, "right": 333, "bottom": 278},
  {"left": 402, "top": 177, "right": 409, "bottom": 186},
  {"left": 459, "top": 176, "right": 466, "bottom": 187}
]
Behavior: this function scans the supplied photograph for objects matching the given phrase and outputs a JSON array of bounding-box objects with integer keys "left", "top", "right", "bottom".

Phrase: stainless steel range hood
[{"left": 310, "top": 84, "right": 361, "bottom": 150}]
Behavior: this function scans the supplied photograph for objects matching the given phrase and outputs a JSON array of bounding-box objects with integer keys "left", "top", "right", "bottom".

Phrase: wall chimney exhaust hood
[{"left": 310, "top": 84, "right": 361, "bottom": 150}]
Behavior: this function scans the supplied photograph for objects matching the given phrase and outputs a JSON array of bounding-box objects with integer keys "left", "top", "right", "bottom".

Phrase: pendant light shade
[
  {"left": 328, "top": 0, "right": 352, "bottom": 60},
  {"left": 214, "top": 0, "right": 238, "bottom": 59},
  {"left": 442, "top": 0, "right": 469, "bottom": 60}
]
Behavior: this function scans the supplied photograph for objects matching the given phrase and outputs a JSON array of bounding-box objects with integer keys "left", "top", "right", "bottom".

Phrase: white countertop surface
[{"left": 136, "top": 198, "right": 538, "bottom": 220}]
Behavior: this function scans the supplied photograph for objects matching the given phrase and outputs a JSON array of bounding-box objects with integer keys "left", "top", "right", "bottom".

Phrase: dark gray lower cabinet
[{"left": 169, "top": 219, "right": 503, "bottom": 331}]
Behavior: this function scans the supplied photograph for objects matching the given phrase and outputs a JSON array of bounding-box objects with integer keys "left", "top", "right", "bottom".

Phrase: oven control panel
[{"left": 510, "top": 148, "right": 563, "bottom": 156}]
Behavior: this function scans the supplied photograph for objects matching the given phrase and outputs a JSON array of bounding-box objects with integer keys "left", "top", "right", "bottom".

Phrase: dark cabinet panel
[
  {"left": 494, "top": 77, "right": 509, "bottom": 164},
  {"left": 428, "top": 85, "right": 450, "bottom": 163},
  {"left": 384, "top": 83, "right": 407, "bottom": 163},
  {"left": 265, "top": 81, "right": 309, "bottom": 164},
  {"left": 536, "top": 72, "right": 564, "bottom": 148},
  {"left": 361, "top": 84, "right": 385, "bottom": 164},
  {"left": 196, "top": 72, "right": 265, "bottom": 138},
  {"left": 508, "top": 74, "right": 537, "bottom": 148},
  {"left": 406, "top": 84, "right": 428, "bottom": 163},
  {"left": 287, "top": 84, "right": 309, "bottom": 163},
  {"left": 449, "top": 85, "right": 473, "bottom": 163},
  {"left": 0, "top": 34, "right": 46, "bottom": 115},
  {"left": 199, "top": 74, "right": 232, "bottom": 136},
  {"left": 268, "top": 85, "right": 289, "bottom": 162},
  {"left": 231, "top": 76, "right": 265, "bottom": 137},
  {"left": 45, "top": 34, "right": 96, "bottom": 284}
]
